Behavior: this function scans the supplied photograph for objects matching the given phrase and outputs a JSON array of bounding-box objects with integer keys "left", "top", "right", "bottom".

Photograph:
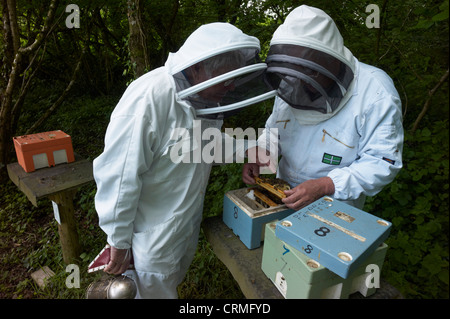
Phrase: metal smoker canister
[{"left": 86, "top": 275, "right": 137, "bottom": 299}]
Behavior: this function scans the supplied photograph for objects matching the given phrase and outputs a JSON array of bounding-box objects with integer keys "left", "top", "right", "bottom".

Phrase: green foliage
[
  {"left": 19, "top": 86, "right": 120, "bottom": 159},
  {"left": 204, "top": 163, "right": 247, "bottom": 218},
  {"left": 1, "top": 0, "right": 448, "bottom": 299},
  {"left": 364, "top": 120, "right": 449, "bottom": 298}
]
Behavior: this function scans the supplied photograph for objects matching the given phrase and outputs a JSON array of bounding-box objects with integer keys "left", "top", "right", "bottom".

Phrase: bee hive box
[
  {"left": 262, "top": 222, "right": 388, "bottom": 298},
  {"left": 223, "top": 187, "right": 293, "bottom": 249},
  {"left": 275, "top": 196, "right": 391, "bottom": 279}
]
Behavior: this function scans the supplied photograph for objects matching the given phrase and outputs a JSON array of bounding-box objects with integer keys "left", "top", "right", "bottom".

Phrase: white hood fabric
[
  {"left": 165, "top": 23, "right": 276, "bottom": 118},
  {"left": 271, "top": 5, "right": 355, "bottom": 72},
  {"left": 165, "top": 23, "right": 260, "bottom": 75},
  {"left": 269, "top": 5, "right": 357, "bottom": 125}
]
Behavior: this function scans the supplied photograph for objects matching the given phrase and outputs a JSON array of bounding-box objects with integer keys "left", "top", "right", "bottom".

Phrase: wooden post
[{"left": 49, "top": 190, "right": 81, "bottom": 264}]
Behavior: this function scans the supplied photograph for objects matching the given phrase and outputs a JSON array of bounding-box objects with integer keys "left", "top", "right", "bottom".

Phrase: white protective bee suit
[
  {"left": 93, "top": 23, "right": 275, "bottom": 298},
  {"left": 259, "top": 5, "right": 404, "bottom": 208}
]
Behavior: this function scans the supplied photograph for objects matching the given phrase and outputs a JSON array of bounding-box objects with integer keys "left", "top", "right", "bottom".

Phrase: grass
[{"left": 0, "top": 179, "right": 244, "bottom": 299}]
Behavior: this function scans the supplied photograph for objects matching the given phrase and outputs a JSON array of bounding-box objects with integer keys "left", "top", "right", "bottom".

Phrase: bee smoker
[{"left": 86, "top": 275, "right": 137, "bottom": 299}]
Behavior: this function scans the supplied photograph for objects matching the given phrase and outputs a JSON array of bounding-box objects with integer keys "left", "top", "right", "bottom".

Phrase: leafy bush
[{"left": 364, "top": 120, "right": 449, "bottom": 298}]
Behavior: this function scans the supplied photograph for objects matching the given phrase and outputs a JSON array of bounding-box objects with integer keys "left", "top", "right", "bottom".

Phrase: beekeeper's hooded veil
[
  {"left": 166, "top": 23, "right": 276, "bottom": 119},
  {"left": 266, "top": 5, "right": 356, "bottom": 124}
]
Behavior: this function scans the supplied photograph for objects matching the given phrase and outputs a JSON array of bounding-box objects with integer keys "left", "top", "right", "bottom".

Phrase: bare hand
[
  {"left": 243, "top": 147, "right": 277, "bottom": 184},
  {"left": 282, "top": 177, "right": 335, "bottom": 211},
  {"left": 104, "top": 246, "right": 131, "bottom": 275},
  {"left": 246, "top": 147, "right": 277, "bottom": 174},
  {"left": 242, "top": 163, "right": 260, "bottom": 184}
]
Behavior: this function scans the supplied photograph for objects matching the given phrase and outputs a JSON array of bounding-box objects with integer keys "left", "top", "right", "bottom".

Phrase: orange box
[{"left": 13, "top": 130, "right": 75, "bottom": 173}]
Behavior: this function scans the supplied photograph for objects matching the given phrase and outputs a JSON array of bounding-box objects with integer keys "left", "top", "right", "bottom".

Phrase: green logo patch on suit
[{"left": 322, "top": 153, "right": 342, "bottom": 165}]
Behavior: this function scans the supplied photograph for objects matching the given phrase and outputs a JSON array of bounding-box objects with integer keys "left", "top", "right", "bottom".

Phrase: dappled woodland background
[{"left": 0, "top": 0, "right": 448, "bottom": 299}]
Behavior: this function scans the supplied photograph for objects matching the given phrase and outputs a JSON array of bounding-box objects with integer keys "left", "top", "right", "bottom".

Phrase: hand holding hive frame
[
  {"left": 254, "top": 176, "right": 290, "bottom": 199},
  {"left": 250, "top": 176, "right": 291, "bottom": 208}
]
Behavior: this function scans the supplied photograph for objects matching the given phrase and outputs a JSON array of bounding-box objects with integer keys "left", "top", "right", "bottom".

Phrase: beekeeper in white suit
[
  {"left": 93, "top": 23, "right": 276, "bottom": 298},
  {"left": 243, "top": 5, "right": 404, "bottom": 210}
]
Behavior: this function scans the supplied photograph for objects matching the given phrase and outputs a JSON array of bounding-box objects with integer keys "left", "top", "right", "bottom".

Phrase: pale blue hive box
[
  {"left": 275, "top": 196, "right": 391, "bottom": 278},
  {"left": 223, "top": 188, "right": 294, "bottom": 249}
]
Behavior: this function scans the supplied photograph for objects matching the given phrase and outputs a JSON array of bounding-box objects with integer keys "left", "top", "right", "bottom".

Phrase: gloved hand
[
  {"left": 104, "top": 246, "right": 132, "bottom": 275},
  {"left": 282, "top": 177, "right": 335, "bottom": 210}
]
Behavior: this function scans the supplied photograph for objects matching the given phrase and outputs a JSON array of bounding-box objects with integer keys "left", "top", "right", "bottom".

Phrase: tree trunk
[
  {"left": 0, "top": 0, "right": 58, "bottom": 177},
  {"left": 127, "top": 0, "right": 149, "bottom": 78}
]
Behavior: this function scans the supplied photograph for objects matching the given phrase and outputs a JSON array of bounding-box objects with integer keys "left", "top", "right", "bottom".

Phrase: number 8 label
[
  {"left": 314, "top": 226, "right": 331, "bottom": 237},
  {"left": 304, "top": 245, "right": 313, "bottom": 254}
]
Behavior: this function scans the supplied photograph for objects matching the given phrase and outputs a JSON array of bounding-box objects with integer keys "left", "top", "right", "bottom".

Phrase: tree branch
[
  {"left": 411, "top": 69, "right": 449, "bottom": 133},
  {"left": 11, "top": 43, "right": 47, "bottom": 119},
  {"left": 6, "top": 0, "right": 20, "bottom": 54},
  {"left": 19, "top": 0, "right": 58, "bottom": 55},
  {"left": 25, "top": 50, "right": 85, "bottom": 135}
]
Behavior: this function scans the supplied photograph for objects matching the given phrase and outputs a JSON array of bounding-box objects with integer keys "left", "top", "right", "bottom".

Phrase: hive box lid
[
  {"left": 275, "top": 196, "right": 391, "bottom": 279},
  {"left": 13, "top": 130, "right": 72, "bottom": 152}
]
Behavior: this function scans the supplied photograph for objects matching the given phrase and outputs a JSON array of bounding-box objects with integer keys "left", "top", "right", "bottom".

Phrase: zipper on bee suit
[{"left": 322, "top": 129, "right": 355, "bottom": 149}]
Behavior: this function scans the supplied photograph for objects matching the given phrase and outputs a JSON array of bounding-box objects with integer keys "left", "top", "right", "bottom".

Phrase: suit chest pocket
[{"left": 320, "top": 125, "right": 359, "bottom": 166}]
